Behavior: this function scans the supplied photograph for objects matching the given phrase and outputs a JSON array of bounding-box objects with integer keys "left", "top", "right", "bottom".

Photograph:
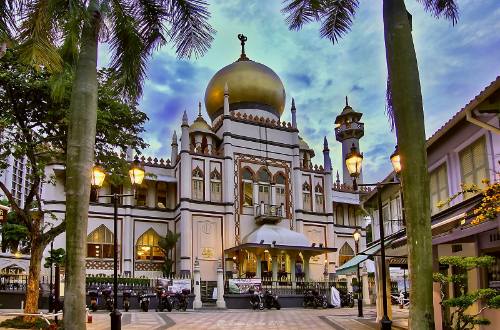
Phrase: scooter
[
  {"left": 312, "top": 289, "right": 328, "bottom": 309},
  {"left": 138, "top": 291, "right": 150, "bottom": 312},
  {"left": 171, "top": 289, "right": 189, "bottom": 311},
  {"left": 340, "top": 291, "right": 354, "bottom": 308},
  {"left": 123, "top": 289, "right": 132, "bottom": 312},
  {"left": 248, "top": 288, "right": 264, "bottom": 310},
  {"left": 263, "top": 290, "right": 280, "bottom": 310},
  {"left": 155, "top": 286, "right": 173, "bottom": 312},
  {"left": 88, "top": 289, "right": 99, "bottom": 312},
  {"left": 101, "top": 287, "right": 114, "bottom": 312}
]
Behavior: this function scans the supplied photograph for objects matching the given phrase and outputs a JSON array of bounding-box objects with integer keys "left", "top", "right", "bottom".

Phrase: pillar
[
  {"left": 290, "top": 256, "right": 296, "bottom": 289},
  {"left": 271, "top": 255, "right": 278, "bottom": 281},
  {"left": 216, "top": 259, "right": 226, "bottom": 308},
  {"left": 362, "top": 266, "right": 370, "bottom": 306},
  {"left": 253, "top": 183, "right": 259, "bottom": 206},
  {"left": 347, "top": 275, "right": 354, "bottom": 293},
  {"left": 304, "top": 257, "right": 310, "bottom": 281},
  {"left": 256, "top": 254, "right": 262, "bottom": 278},
  {"left": 193, "top": 258, "right": 202, "bottom": 309}
]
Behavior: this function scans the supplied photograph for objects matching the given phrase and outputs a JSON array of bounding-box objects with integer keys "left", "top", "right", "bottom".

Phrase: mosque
[{"left": 41, "top": 36, "right": 368, "bottom": 284}]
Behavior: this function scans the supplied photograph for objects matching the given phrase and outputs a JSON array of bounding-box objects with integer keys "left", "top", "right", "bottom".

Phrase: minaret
[
  {"left": 334, "top": 96, "right": 364, "bottom": 185},
  {"left": 171, "top": 130, "right": 178, "bottom": 163},
  {"left": 180, "top": 110, "right": 189, "bottom": 152},
  {"left": 291, "top": 98, "right": 297, "bottom": 129},
  {"left": 323, "top": 137, "right": 332, "bottom": 173}
]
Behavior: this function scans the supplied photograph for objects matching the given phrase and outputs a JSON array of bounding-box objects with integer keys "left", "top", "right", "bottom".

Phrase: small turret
[
  {"left": 291, "top": 98, "right": 297, "bottom": 129},
  {"left": 171, "top": 130, "right": 178, "bottom": 163},
  {"left": 224, "top": 82, "right": 230, "bottom": 117},
  {"left": 181, "top": 110, "right": 189, "bottom": 151},
  {"left": 323, "top": 136, "right": 332, "bottom": 172}
]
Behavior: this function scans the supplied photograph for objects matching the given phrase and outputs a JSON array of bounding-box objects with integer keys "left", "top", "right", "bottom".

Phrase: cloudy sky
[{"left": 100, "top": 0, "right": 500, "bottom": 183}]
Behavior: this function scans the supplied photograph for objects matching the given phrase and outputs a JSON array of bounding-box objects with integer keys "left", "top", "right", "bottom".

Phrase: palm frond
[
  {"left": 18, "top": 0, "right": 63, "bottom": 72},
  {"left": 418, "top": 0, "right": 459, "bottom": 25},
  {"left": 318, "top": 0, "right": 359, "bottom": 43},
  {"left": 0, "top": 0, "right": 28, "bottom": 44},
  {"left": 165, "top": 0, "right": 215, "bottom": 59},
  {"left": 57, "top": 1, "right": 86, "bottom": 66},
  {"left": 281, "top": 0, "right": 322, "bottom": 31},
  {"left": 135, "top": 0, "right": 167, "bottom": 55},
  {"left": 109, "top": 0, "right": 147, "bottom": 100}
]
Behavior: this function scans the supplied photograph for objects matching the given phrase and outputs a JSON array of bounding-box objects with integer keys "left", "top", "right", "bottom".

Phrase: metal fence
[
  {"left": 0, "top": 274, "right": 50, "bottom": 291},
  {"left": 225, "top": 280, "right": 349, "bottom": 296}
]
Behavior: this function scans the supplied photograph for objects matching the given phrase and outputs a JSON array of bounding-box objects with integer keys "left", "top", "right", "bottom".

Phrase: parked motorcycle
[
  {"left": 88, "top": 288, "right": 99, "bottom": 312},
  {"left": 138, "top": 291, "right": 150, "bottom": 312},
  {"left": 102, "top": 287, "right": 114, "bottom": 312},
  {"left": 263, "top": 290, "right": 280, "bottom": 310},
  {"left": 303, "top": 289, "right": 328, "bottom": 309},
  {"left": 171, "top": 289, "right": 189, "bottom": 311},
  {"left": 123, "top": 289, "right": 132, "bottom": 312},
  {"left": 155, "top": 286, "right": 173, "bottom": 312},
  {"left": 248, "top": 287, "right": 264, "bottom": 310},
  {"left": 340, "top": 291, "right": 354, "bottom": 308}
]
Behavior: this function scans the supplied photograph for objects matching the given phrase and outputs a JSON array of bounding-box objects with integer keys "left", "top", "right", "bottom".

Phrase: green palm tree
[
  {"left": 1, "top": 1, "right": 214, "bottom": 328},
  {"left": 281, "top": 1, "right": 458, "bottom": 329},
  {"left": 158, "top": 230, "right": 181, "bottom": 277}
]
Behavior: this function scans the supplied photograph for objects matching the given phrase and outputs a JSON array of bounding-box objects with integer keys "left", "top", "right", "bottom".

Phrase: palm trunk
[
  {"left": 23, "top": 235, "right": 43, "bottom": 323},
  {"left": 383, "top": 0, "right": 434, "bottom": 329},
  {"left": 64, "top": 2, "right": 100, "bottom": 329}
]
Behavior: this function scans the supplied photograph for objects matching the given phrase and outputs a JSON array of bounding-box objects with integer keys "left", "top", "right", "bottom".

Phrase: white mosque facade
[{"left": 40, "top": 46, "right": 368, "bottom": 282}]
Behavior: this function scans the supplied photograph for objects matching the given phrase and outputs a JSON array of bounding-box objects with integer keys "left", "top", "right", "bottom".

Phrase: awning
[{"left": 335, "top": 236, "right": 400, "bottom": 275}]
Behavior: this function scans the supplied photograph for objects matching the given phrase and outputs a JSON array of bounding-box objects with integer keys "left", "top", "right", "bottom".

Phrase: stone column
[
  {"left": 256, "top": 254, "right": 262, "bottom": 278},
  {"left": 362, "top": 265, "right": 370, "bottom": 306},
  {"left": 271, "top": 255, "right": 278, "bottom": 281},
  {"left": 304, "top": 257, "right": 310, "bottom": 281},
  {"left": 216, "top": 259, "right": 226, "bottom": 308},
  {"left": 290, "top": 256, "right": 297, "bottom": 289},
  {"left": 253, "top": 183, "right": 259, "bottom": 206},
  {"left": 347, "top": 275, "right": 354, "bottom": 293},
  {"left": 193, "top": 258, "right": 202, "bottom": 309},
  {"left": 374, "top": 256, "right": 392, "bottom": 322}
]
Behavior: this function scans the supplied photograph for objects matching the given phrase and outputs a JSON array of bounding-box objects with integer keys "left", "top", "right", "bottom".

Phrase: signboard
[
  {"left": 0, "top": 205, "right": 9, "bottom": 223},
  {"left": 227, "top": 278, "right": 262, "bottom": 294},
  {"left": 170, "top": 279, "right": 191, "bottom": 293}
]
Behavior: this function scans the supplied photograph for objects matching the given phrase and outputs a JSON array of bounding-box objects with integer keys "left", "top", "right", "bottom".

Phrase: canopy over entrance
[{"left": 225, "top": 224, "right": 337, "bottom": 257}]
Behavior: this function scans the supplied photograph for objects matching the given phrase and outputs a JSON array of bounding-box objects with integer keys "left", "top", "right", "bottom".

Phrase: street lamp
[
  {"left": 345, "top": 144, "right": 363, "bottom": 190},
  {"left": 353, "top": 228, "right": 363, "bottom": 317},
  {"left": 345, "top": 147, "right": 404, "bottom": 330},
  {"left": 92, "top": 160, "right": 145, "bottom": 330}
]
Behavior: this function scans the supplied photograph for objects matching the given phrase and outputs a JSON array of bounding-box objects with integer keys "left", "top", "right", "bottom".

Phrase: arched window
[
  {"left": 348, "top": 205, "right": 357, "bottom": 226},
  {"left": 210, "top": 168, "right": 222, "bottom": 202},
  {"left": 336, "top": 205, "right": 345, "bottom": 226},
  {"left": 257, "top": 168, "right": 271, "bottom": 204},
  {"left": 135, "top": 183, "right": 148, "bottom": 207},
  {"left": 339, "top": 242, "right": 354, "bottom": 266},
  {"left": 241, "top": 167, "right": 254, "bottom": 207},
  {"left": 302, "top": 181, "right": 311, "bottom": 211},
  {"left": 274, "top": 173, "right": 286, "bottom": 208},
  {"left": 87, "top": 225, "right": 114, "bottom": 259},
  {"left": 136, "top": 228, "right": 164, "bottom": 261},
  {"left": 314, "top": 183, "right": 324, "bottom": 212},
  {"left": 192, "top": 166, "right": 204, "bottom": 200}
]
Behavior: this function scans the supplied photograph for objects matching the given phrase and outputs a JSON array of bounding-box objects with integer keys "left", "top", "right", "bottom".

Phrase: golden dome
[{"left": 204, "top": 59, "right": 286, "bottom": 121}]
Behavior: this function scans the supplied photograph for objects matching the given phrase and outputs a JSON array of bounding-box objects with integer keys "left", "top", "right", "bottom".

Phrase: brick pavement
[{"left": 0, "top": 307, "right": 409, "bottom": 330}]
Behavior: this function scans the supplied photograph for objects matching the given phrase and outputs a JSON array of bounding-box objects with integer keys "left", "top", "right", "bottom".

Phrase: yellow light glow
[
  {"left": 129, "top": 160, "right": 145, "bottom": 186},
  {"left": 345, "top": 144, "right": 363, "bottom": 178},
  {"left": 390, "top": 146, "right": 401, "bottom": 174},
  {"left": 353, "top": 230, "right": 361, "bottom": 242},
  {"left": 91, "top": 165, "right": 106, "bottom": 188}
]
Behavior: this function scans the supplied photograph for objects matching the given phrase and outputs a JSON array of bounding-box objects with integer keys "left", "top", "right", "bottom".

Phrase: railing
[
  {"left": 225, "top": 280, "right": 348, "bottom": 296},
  {"left": 85, "top": 275, "right": 193, "bottom": 295},
  {"left": 255, "top": 203, "right": 284, "bottom": 223},
  {"left": 0, "top": 274, "right": 50, "bottom": 291}
]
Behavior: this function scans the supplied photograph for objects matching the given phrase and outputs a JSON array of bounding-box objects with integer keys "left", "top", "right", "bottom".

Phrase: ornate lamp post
[
  {"left": 353, "top": 228, "right": 363, "bottom": 317},
  {"left": 92, "top": 159, "right": 145, "bottom": 330},
  {"left": 345, "top": 144, "right": 363, "bottom": 190},
  {"left": 346, "top": 146, "right": 402, "bottom": 330}
]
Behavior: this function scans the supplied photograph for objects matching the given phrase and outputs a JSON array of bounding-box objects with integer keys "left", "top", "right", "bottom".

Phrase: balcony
[{"left": 255, "top": 203, "right": 284, "bottom": 224}]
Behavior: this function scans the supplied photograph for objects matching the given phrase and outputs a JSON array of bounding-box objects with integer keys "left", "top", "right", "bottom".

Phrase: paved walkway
[{"left": 0, "top": 307, "right": 409, "bottom": 330}]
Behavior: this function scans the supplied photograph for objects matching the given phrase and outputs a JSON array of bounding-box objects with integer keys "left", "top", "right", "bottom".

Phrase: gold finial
[
  {"left": 345, "top": 95, "right": 349, "bottom": 106},
  {"left": 198, "top": 101, "right": 202, "bottom": 117},
  {"left": 237, "top": 34, "right": 249, "bottom": 61}
]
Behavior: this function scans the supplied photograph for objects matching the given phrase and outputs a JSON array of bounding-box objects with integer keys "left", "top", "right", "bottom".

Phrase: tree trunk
[
  {"left": 23, "top": 236, "right": 43, "bottom": 323},
  {"left": 383, "top": 0, "right": 434, "bottom": 329},
  {"left": 64, "top": 2, "right": 100, "bottom": 329}
]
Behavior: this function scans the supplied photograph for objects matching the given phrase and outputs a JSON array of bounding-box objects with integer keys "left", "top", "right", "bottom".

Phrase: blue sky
[{"left": 100, "top": 0, "right": 500, "bottom": 183}]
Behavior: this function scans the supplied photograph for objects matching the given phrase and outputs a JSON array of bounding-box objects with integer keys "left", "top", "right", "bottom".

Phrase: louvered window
[
  {"left": 459, "top": 137, "right": 488, "bottom": 200},
  {"left": 430, "top": 164, "right": 449, "bottom": 214}
]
